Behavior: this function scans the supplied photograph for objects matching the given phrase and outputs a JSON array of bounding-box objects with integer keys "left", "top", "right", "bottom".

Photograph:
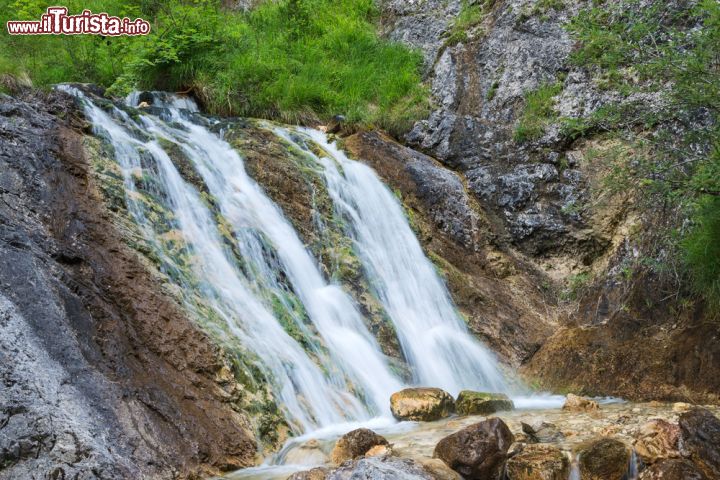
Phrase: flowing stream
[{"left": 59, "top": 87, "right": 551, "bottom": 475}]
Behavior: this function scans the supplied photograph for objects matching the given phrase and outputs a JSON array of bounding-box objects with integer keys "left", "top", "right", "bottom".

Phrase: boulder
[
  {"left": 638, "top": 459, "right": 707, "bottom": 480},
  {"left": 390, "top": 388, "right": 455, "bottom": 422},
  {"left": 505, "top": 444, "right": 570, "bottom": 480},
  {"left": 330, "top": 428, "right": 388, "bottom": 464},
  {"left": 562, "top": 394, "right": 599, "bottom": 413},
  {"left": 521, "top": 421, "right": 565, "bottom": 443},
  {"left": 417, "top": 457, "right": 463, "bottom": 480},
  {"left": 327, "top": 456, "right": 433, "bottom": 479},
  {"left": 433, "top": 417, "right": 514, "bottom": 480},
  {"left": 576, "top": 438, "right": 631, "bottom": 480},
  {"left": 455, "top": 391, "right": 514, "bottom": 416},
  {"left": 288, "top": 467, "right": 330, "bottom": 480},
  {"left": 632, "top": 419, "right": 680, "bottom": 464},
  {"left": 679, "top": 408, "right": 720, "bottom": 478}
]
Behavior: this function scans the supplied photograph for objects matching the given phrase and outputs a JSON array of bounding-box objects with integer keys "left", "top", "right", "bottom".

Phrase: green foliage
[
  {"left": 514, "top": 81, "right": 563, "bottom": 142},
  {"left": 560, "top": 272, "right": 591, "bottom": 302},
  {"left": 567, "top": 0, "right": 720, "bottom": 310},
  {"left": 0, "top": 0, "right": 427, "bottom": 134},
  {"left": 683, "top": 195, "right": 720, "bottom": 311},
  {"left": 445, "top": 0, "right": 487, "bottom": 46}
]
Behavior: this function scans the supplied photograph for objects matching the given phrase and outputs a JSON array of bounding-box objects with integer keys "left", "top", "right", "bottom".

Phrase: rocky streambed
[{"left": 226, "top": 390, "right": 720, "bottom": 480}]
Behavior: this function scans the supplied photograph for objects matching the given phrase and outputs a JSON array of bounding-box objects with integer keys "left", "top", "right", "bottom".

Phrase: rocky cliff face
[
  {"left": 376, "top": 0, "right": 720, "bottom": 401},
  {"left": 0, "top": 91, "right": 257, "bottom": 479}
]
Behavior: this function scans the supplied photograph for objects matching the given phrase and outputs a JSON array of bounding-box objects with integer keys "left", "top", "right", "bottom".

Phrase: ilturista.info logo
[{"left": 6, "top": 7, "right": 150, "bottom": 35}]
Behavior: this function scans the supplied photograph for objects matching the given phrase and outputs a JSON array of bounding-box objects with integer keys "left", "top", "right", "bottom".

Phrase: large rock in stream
[
  {"left": 679, "top": 408, "right": 720, "bottom": 478},
  {"left": 576, "top": 437, "right": 631, "bottom": 480},
  {"left": 433, "top": 417, "right": 514, "bottom": 479},
  {"left": 390, "top": 388, "right": 455, "bottom": 421},
  {"left": 330, "top": 428, "right": 389, "bottom": 464},
  {"left": 455, "top": 391, "right": 514, "bottom": 416}
]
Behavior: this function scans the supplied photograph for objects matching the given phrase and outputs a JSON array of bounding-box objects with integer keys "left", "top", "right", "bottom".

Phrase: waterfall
[
  {"left": 61, "top": 86, "right": 512, "bottom": 441},
  {"left": 61, "top": 86, "right": 401, "bottom": 433},
  {"left": 274, "top": 128, "right": 508, "bottom": 395}
]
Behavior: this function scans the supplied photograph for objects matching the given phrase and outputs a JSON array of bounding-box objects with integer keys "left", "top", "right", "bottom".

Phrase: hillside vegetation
[{"left": 0, "top": 0, "right": 427, "bottom": 135}]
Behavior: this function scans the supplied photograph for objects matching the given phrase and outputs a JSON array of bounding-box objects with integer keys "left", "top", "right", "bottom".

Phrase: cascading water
[
  {"left": 59, "top": 86, "right": 535, "bottom": 477},
  {"left": 274, "top": 128, "right": 509, "bottom": 395},
  {"left": 61, "top": 86, "right": 401, "bottom": 433}
]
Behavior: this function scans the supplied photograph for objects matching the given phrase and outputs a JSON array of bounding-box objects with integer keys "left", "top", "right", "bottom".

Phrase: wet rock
[
  {"left": 562, "top": 394, "right": 599, "bottom": 413},
  {"left": 390, "top": 388, "right": 455, "bottom": 422},
  {"left": 505, "top": 444, "right": 570, "bottom": 480},
  {"left": 638, "top": 458, "right": 707, "bottom": 480},
  {"left": 288, "top": 467, "right": 330, "bottom": 480},
  {"left": 673, "top": 402, "right": 692, "bottom": 413},
  {"left": 417, "top": 457, "right": 462, "bottom": 480},
  {"left": 632, "top": 419, "right": 680, "bottom": 464},
  {"left": 521, "top": 421, "right": 565, "bottom": 444},
  {"left": 433, "top": 417, "right": 514, "bottom": 479},
  {"left": 455, "top": 391, "right": 514, "bottom": 416},
  {"left": 679, "top": 408, "right": 720, "bottom": 478},
  {"left": 285, "top": 439, "right": 329, "bottom": 466},
  {"left": 327, "top": 456, "right": 433, "bottom": 479},
  {"left": 576, "top": 438, "right": 631, "bottom": 480},
  {"left": 330, "top": 428, "right": 389, "bottom": 464}
]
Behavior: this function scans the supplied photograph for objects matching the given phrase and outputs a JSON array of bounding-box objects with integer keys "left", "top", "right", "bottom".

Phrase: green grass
[
  {"left": 514, "top": 81, "right": 563, "bottom": 142},
  {"left": 0, "top": 0, "right": 428, "bottom": 136},
  {"left": 445, "top": 0, "right": 487, "bottom": 46}
]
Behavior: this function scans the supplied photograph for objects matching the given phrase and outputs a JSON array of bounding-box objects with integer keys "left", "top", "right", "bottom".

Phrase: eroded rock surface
[
  {"left": 0, "top": 91, "right": 255, "bottom": 478},
  {"left": 505, "top": 444, "right": 569, "bottom": 480},
  {"left": 330, "top": 428, "right": 389, "bottom": 465}
]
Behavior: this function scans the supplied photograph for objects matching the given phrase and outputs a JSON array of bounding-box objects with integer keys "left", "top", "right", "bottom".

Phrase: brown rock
[
  {"left": 288, "top": 467, "right": 330, "bottom": 480},
  {"left": 562, "top": 394, "right": 599, "bottom": 413},
  {"left": 632, "top": 419, "right": 680, "bottom": 464},
  {"left": 433, "top": 417, "right": 514, "bottom": 480},
  {"left": 417, "top": 457, "right": 463, "bottom": 480},
  {"left": 505, "top": 444, "right": 570, "bottom": 480},
  {"left": 679, "top": 408, "right": 720, "bottom": 479},
  {"left": 330, "top": 428, "right": 388, "bottom": 464},
  {"left": 455, "top": 391, "right": 514, "bottom": 416},
  {"left": 638, "top": 459, "right": 707, "bottom": 480},
  {"left": 390, "top": 388, "right": 455, "bottom": 421},
  {"left": 521, "top": 421, "right": 565, "bottom": 443},
  {"left": 576, "top": 438, "right": 631, "bottom": 480}
]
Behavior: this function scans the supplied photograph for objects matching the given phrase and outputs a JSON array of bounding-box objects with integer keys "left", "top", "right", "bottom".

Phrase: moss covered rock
[{"left": 455, "top": 391, "right": 514, "bottom": 416}]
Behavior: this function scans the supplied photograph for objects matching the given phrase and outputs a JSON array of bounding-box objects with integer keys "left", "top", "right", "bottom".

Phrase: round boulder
[
  {"left": 679, "top": 407, "right": 720, "bottom": 478},
  {"left": 326, "top": 456, "right": 433, "bottom": 480},
  {"left": 330, "top": 428, "right": 388, "bottom": 465},
  {"left": 562, "top": 394, "right": 599, "bottom": 413},
  {"left": 577, "top": 437, "right": 631, "bottom": 480},
  {"left": 433, "top": 417, "right": 514, "bottom": 480},
  {"left": 505, "top": 444, "right": 570, "bottom": 480},
  {"left": 455, "top": 391, "right": 514, "bottom": 416},
  {"left": 390, "top": 388, "right": 455, "bottom": 422}
]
